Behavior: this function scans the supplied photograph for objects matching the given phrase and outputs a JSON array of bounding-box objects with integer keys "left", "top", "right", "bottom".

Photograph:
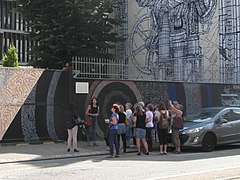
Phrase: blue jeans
[
  {"left": 86, "top": 117, "right": 97, "bottom": 142},
  {"left": 125, "top": 126, "right": 131, "bottom": 143},
  {"left": 109, "top": 128, "right": 119, "bottom": 156}
]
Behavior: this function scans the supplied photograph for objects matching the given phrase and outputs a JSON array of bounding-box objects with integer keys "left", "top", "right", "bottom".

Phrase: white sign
[{"left": 75, "top": 82, "right": 89, "bottom": 94}]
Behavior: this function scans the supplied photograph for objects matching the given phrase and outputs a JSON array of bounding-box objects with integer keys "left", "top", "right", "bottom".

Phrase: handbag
[
  {"left": 84, "top": 117, "right": 93, "bottom": 127},
  {"left": 125, "top": 118, "right": 130, "bottom": 126},
  {"left": 172, "top": 116, "right": 184, "bottom": 129},
  {"left": 73, "top": 116, "right": 83, "bottom": 126}
]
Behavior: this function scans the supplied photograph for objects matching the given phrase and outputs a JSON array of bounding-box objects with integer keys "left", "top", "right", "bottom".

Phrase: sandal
[{"left": 173, "top": 150, "right": 181, "bottom": 154}]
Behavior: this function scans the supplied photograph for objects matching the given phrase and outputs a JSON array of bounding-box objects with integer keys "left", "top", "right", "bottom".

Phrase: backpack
[{"left": 158, "top": 111, "right": 169, "bottom": 129}]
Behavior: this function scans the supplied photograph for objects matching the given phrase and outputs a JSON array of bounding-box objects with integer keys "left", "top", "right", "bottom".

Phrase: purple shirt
[{"left": 109, "top": 112, "right": 119, "bottom": 129}]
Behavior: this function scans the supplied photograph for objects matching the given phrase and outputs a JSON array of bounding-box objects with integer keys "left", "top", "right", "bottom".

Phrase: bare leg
[
  {"left": 142, "top": 138, "right": 149, "bottom": 153},
  {"left": 164, "top": 144, "right": 167, "bottom": 153},
  {"left": 176, "top": 146, "right": 181, "bottom": 152},
  {"left": 160, "top": 145, "right": 163, "bottom": 153},
  {"left": 72, "top": 125, "right": 78, "bottom": 149},
  {"left": 67, "top": 129, "right": 73, "bottom": 149},
  {"left": 136, "top": 138, "right": 141, "bottom": 153}
]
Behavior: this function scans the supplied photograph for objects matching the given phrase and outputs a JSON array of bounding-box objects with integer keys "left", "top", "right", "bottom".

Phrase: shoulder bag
[
  {"left": 84, "top": 116, "right": 93, "bottom": 127},
  {"left": 172, "top": 116, "right": 184, "bottom": 129}
]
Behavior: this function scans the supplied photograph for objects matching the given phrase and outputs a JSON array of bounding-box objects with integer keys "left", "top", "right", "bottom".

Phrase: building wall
[
  {"left": 127, "top": 0, "right": 220, "bottom": 82},
  {"left": 219, "top": 1, "right": 240, "bottom": 83},
  {"left": 0, "top": 0, "right": 34, "bottom": 64},
  {"left": 1, "top": 1, "right": 240, "bottom": 83}
]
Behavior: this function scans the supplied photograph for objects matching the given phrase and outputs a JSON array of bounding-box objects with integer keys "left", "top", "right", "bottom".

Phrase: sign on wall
[{"left": 75, "top": 82, "right": 89, "bottom": 94}]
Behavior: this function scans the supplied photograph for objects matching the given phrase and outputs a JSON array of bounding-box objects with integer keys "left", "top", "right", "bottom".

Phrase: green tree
[
  {"left": 16, "top": 0, "right": 124, "bottom": 69},
  {"left": 2, "top": 45, "right": 19, "bottom": 67}
]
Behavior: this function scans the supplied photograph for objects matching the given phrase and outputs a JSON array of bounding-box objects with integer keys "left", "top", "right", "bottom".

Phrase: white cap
[{"left": 138, "top": 101, "right": 145, "bottom": 108}]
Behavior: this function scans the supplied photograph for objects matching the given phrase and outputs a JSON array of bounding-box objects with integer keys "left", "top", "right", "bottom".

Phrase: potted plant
[{"left": 2, "top": 45, "right": 19, "bottom": 67}]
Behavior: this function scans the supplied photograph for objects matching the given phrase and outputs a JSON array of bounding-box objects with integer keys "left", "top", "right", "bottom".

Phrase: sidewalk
[{"left": 0, "top": 141, "right": 136, "bottom": 164}]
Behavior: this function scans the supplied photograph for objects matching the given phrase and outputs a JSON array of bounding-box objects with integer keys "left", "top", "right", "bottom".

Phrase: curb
[
  {"left": 0, "top": 140, "right": 64, "bottom": 147},
  {"left": 0, "top": 150, "right": 138, "bottom": 164}
]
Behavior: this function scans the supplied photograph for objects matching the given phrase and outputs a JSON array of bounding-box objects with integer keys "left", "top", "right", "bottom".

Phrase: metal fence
[
  {"left": 72, "top": 56, "right": 126, "bottom": 80},
  {"left": 72, "top": 56, "right": 222, "bottom": 83}
]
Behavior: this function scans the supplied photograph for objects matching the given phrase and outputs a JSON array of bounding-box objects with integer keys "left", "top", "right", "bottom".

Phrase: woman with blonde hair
[{"left": 117, "top": 105, "right": 127, "bottom": 153}]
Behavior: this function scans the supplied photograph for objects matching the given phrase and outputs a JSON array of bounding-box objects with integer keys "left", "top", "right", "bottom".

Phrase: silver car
[{"left": 179, "top": 107, "right": 240, "bottom": 151}]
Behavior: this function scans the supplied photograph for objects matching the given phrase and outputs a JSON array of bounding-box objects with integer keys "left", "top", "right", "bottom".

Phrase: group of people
[
  {"left": 65, "top": 97, "right": 184, "bottom": 158},
  {"left": 104, "top": 100, "right": 184, "bottom": 158}
]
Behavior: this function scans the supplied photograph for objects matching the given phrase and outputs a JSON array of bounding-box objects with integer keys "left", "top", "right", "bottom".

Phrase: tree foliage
[
  {"left": 2, "top": 45, "right": 19, "bottom": 67},
  {"left": 16, "top": 0, "right": 124, "bottom": 69}
]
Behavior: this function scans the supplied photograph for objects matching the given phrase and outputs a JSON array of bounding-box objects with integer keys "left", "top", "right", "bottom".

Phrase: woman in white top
[{"left": 125, "top": 103, "right": 133, "bottom": 147}]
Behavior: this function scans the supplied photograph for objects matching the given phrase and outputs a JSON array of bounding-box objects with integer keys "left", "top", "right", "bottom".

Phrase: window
[{"left": 231, "top": 109, "right": 240, "bottom": 121}]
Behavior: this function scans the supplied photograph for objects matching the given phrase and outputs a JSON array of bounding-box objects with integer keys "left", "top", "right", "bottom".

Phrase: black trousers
[
  {"left": 157, "top": 128, "right": 168, "bottom": 145},
  {"left": 118, "top": 133, "right": 126, "bottom": 152},
  {"left": 146, "top": 127, "right": 153, "bottom": 151}
]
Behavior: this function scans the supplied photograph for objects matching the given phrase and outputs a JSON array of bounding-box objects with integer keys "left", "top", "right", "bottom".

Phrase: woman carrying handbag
[
  {"left": 169, "top": 100, "right": 183, "bottom": 154},
  {"left": 85, "top": 97, "right": 100, "bottom": 146}
]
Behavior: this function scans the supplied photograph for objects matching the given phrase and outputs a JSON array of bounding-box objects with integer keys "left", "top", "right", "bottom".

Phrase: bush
[{"left": 2, "top": 45, "right": 19, "bottom": 67}]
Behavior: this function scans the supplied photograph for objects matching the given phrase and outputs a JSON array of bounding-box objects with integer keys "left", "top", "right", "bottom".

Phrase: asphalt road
[{"left": 0, "top": 144, "right": 240, "bottom": 180}]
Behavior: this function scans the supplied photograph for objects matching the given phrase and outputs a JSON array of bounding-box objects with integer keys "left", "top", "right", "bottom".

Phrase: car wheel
[{"left": 202, "top": 133, "right": 216, "bottom": 152}]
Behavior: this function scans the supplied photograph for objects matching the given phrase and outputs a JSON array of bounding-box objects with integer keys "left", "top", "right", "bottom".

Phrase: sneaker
[
  {"left": 67, "top": 148, "right": 70, "bottom": 152},
  {"left": 164, "top": 152, "right": 167, "bottom": 155},
  {"left": 160, "top": 152, "right": 164, "bottom": 155},
  {"left": 145, "top": 152, "right": 149, "bottom": 155},
  {"left": 74, "top": 149, "right": 79, "bottom": 152},
  {"left": 137, "top": 152, "right": 141, "bottom": 155}
]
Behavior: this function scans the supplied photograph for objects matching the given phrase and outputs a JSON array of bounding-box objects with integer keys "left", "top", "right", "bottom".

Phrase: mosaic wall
[
  {"left": 0, "top": 68, "right": 44, "bottom": 141},
  {"left": 1, "top": 68, "right": 240, "bottom": 142},
  {"left": 1, "top": 68, "right": 68, "bottom": 143}
]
